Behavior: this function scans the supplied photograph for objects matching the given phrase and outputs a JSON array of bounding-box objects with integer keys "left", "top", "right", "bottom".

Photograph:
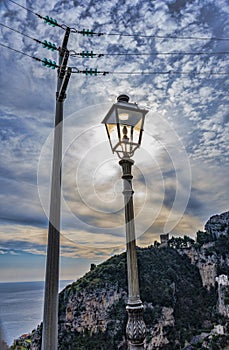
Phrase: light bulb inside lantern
[{"left": 122, "top": 126, "right": 129, "bottom": 142}]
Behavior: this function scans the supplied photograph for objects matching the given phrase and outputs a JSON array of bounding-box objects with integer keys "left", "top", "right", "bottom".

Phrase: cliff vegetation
[{"left": 11, "top": 211, "right": 229, "bottom": 350}]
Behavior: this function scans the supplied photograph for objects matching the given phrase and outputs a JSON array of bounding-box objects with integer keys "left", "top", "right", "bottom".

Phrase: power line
[
  {"left": 0, "top": 22, "right": 36, "bottom": 41},
  {"left": 7, "top": 0, "right": 66, "bottom": 30},
  {"left": 0, "top": 22, "right": 58, "bottom": 51},
  {"left": 0, "top": 22, "right": 56, "bottom": 48},
  {"left": 2, "top": 22, "right": 228, "bottom": 58},
  {"left": 1, "top": 42, "right": 228, "bottom": 76},
  {"left": 0, "top": 42, "right": 59, "bottom": 68},
  {"left": 0, "top": 42, "right": 41, "bottom": 61},
  {"left": 72, "top": 29, "right": 229, "bottom": 41},
  {"left": 7, "top": 0, "right": 38, "bottom": 16},
  {"left": 106, "top": 71, "right": 228, "bottom": 76},
  {"left": 71, "top": 68, "right": 228, "bottom": 76},
  {"left": 69, "top": 50, "right": 229, "bottom": 58},
  {"left": 7, "top": 0, "right": 229, "bottom": 41},
  {"left": 101, "top": 52, "right": 229, "bottom": 56}
]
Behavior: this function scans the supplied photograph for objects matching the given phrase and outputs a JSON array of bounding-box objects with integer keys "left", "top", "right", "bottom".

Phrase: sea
[{"left": 0, "top": 280, "right": 71, "bottom": 346}]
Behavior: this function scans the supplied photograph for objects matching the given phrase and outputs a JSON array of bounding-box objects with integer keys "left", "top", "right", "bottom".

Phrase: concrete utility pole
[{"left": 41, "top": 27, "right": 71, "bottom": 350}]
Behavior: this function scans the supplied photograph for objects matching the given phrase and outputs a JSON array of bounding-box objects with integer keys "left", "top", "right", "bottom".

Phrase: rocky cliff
[
  {"left": 205, "top": 211, "right": 229, "bottom": 239},
  {"left": 216, "top": 275, "right": 229, "bottom": 319},
  {"left": 12, "top": 212, "right": 229, "bottom": 350}
]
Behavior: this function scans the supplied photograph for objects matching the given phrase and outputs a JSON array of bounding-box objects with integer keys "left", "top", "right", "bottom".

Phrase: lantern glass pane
[
  {"left": 103, "top": 107, "right": 117, "bottom": 124},
  {"left": 121, "top": 141, "right": 132, "bottom": 155},
  {"left": 107, "top": 123, "right": 117, "bottom": 136},
  {"left": 106, "top": 124, "right": 119, "bottom": 149},
  {"left": 134, "top": 119, "right": 143, "bottom": 132},
  {"left": 117, "top": 108, "right": 143, "bottom": 127},
  {"left": 132, "top": 119, "right": 143, "bottom": 145},
  {"left": 120, "top": 124, "right": 132, "bottom": 142},
  {"left": 118, "top": 124, "right": 138, "bottom": 156}
]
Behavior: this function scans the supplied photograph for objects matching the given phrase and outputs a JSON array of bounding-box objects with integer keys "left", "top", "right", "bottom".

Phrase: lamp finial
[{"left": 117, "top": 94, "right": 130, "bottom": 103}]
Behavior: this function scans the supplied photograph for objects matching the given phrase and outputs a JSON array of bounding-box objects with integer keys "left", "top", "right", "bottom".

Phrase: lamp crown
[{"left": 117, "top": 94, "right": 130, "bottom": 103}]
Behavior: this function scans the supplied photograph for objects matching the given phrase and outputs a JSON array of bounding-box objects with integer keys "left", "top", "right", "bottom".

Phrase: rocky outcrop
[
  {"left": 196, "top": 246, "right": 218, "bottom": 289},
  {"left": 178, "top": 245, "right": 218, "bottom": 289},
  {"left": 216, "top": 275, "right": 229, "bottom": 318},
  {"left": 60, "top": 284, "right": 127, "bottom": 334},
  {"left": 147, "top": 307, "right": 174, "bottom": 350},
  {"left": 205, "top": 211, "right": 229, "bottom": 239},
  {"left": 178, "top": 211, "right": 229, "bottom": 289}
]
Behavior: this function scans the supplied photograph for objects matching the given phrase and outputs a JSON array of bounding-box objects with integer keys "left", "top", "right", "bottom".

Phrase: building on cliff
[{"left": 160, "top": 233, "right": 169, "bottom": 246}]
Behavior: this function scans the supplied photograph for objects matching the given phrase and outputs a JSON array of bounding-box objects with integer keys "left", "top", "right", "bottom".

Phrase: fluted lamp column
[{"left": 102, "top": 94, "right": 148, "bottom": 349}]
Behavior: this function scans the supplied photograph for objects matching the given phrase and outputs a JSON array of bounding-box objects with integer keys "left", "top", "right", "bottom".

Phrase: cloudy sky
[{"left": 0, "top": 0, "right": 228, "bottom": 282}]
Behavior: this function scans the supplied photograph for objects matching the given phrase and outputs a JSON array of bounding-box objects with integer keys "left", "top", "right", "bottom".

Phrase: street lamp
[{"left": 102, "top": 94, "right": 148, "bottom": 349}]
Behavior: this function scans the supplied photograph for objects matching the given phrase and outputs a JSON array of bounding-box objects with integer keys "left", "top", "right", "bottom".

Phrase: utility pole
[{"left": 41, "top": 27, "right": 71, "bottom": 350}]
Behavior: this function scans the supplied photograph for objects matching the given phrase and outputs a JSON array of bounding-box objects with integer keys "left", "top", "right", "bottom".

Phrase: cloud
[
  {"left": 0, "top": 250, "right": 7, "bottom": 255},
  {"left": 0, "top": 223, "right": 126, "bottom": 261},
  {"left": 0, "top": 0, "right": 228, "bottom": 281}
]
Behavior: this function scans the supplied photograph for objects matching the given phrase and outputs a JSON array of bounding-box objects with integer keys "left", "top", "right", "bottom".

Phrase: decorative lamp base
[{"left": 126, "top": 303, "right": 146, "bottom": 349}]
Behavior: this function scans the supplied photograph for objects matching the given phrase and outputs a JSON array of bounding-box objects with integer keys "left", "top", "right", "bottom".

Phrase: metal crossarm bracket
[
  {"left": 58, "top": 50, "right": 69, "bottom": 79},
  {"left": 57, "top": 67, "right": 72, "bottom": 102}
]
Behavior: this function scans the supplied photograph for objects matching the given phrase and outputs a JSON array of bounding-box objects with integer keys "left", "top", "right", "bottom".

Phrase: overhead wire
[
  {"left": 0, "top": 41, "right": 41, "bottom": 61},
  {"left": 7, "top": 0, "right": 229, "bottom": 41},
  {"left": 3, "top": 0, "right": 229, "bottom": 76},
  {"left": 7, "top": 0, "right": 38, "bottom": 16},
  {"left": 7, "top": 0, "right": 66, "bottom": 30},
  {"left": 72, "top": 29, "right": 229, "bottom": 41},
  {"left": 0, "top": 42, "right": 59, "bottom": 67},
  {"left": 69, "top": 50, "right": 229, "bottom": 57},
  {"left": 1, "top": 22, "right": 229, "bottom": 57},
  {"left": 106, "top": 70, "right": 228, "bottom": 76},
  {"left": 0, "top": 41, "right": 228, "bottom": 76},
  {"left": 0, "top": 22, "right": 36, "bottom": 41},
  {"left": 0, "top": 22, "right": 59, "bottom": 49}
]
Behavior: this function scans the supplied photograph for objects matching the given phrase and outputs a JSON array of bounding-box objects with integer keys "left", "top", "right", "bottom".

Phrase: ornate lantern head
[{"left": 102, "top": 95, "right": 148, "bottom": 159}]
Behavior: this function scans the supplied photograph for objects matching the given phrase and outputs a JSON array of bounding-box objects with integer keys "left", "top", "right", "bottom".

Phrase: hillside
[{"left": 11, "top": 212, "right": 229, "bottom": 350}]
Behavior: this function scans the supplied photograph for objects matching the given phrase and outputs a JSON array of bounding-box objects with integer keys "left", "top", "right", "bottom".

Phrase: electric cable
[
  {"left": 72, "top": 29, "right": 229, "bottom": 41},
  {"left": 0, "top": 42, "right": 41, "bottom": 61},
  {"left": 0, "top": 42, "right": 59, "bottom": 68},
  {"left": 2, "top": 22, "right": 228, "bottom": 57},
  {"left": 1, "top": 42, "right": 228, "bottom": 76},
  {"left": 7, "top": 0, "right": 229, "bottom": 41},
  {"left": 69, "top": 50, "right": 229, "bottom": 58},
  {"left": 7, "top": 0, "right": 38, "bottom": 16},
  {"left": 106, "top": 70, "right": 228, "bottom": 76},
  {"left": 0, "top": 22, "right": 59, "bottom": 50},
  {"left": 0, "top": 22, "right": 37, "bottom": 41},
  {"left": 7, "top": 0, "right": 66, "bottom": 30}
]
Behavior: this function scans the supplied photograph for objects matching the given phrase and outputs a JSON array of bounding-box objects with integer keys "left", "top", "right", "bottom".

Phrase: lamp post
[{"left": 102, "top": 95, "right": 148, "bottom": 349}]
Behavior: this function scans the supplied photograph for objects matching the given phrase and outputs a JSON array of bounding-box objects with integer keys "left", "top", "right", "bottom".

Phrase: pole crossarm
[
  {"left": 58, "top": 50, "right": 70, "bottom": 79},
  {"left": 57, "top": 67, "right": 72, "bottom": 102}
]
